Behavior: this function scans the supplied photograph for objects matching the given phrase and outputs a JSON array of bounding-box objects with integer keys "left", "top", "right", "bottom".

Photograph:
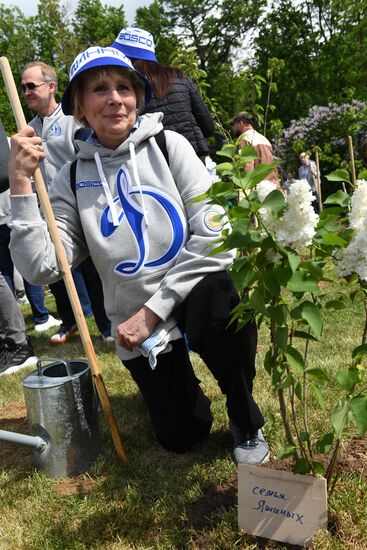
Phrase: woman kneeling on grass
[{"left": 8, "top": 46, "right": 268, "bottom": 465}]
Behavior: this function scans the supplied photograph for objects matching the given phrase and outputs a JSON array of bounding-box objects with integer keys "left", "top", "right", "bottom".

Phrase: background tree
[
  {"left": 0, "top": 5, "right": 34, "bottom": 132},
  {"left": 72, "top": 0, "right": 126, "bottom": 49},
  {"left": 27, "top": 0, "right": 77, "bottom": 101},
  {"left": 135, "top": 0, "right": 268, "bottom": 129},
  {"left": 135, "top": 0, "right": 180, "bottom": 62},
  {"left": 1, "top": 0, "right": 366, "bottom": 172},
  {"left": 253, "top": 0, "right": 367, "bottom": 126},
  {"left": 163, "top": 0, "right": 265, "bottom": 80}
]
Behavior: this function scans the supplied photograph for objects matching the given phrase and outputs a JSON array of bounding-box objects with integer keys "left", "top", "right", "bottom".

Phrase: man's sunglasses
[{"left": 20, "top": 81, "right": 49, "bottom": 92}]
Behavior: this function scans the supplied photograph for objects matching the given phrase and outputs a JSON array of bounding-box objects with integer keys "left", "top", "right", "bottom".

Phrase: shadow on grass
[{"left": 1, "top": 309, "right": 318, "bottom": 549}]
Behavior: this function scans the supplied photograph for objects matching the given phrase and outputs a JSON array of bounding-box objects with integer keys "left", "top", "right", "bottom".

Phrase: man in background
[
  {"left": 229, "top": 111, "right": 280, "bottom": 186},
  {"left": 0, "top": 271, "right": 37, "bottom": 376},
  {"left": 298, "top": 152, "right": 320, "bottom": 212},
  {"left": 0, "top": 121, "right": 37, "bottom": 375},
  {"left": 0, "top": 117, "right": 61, "bottom": 333}
]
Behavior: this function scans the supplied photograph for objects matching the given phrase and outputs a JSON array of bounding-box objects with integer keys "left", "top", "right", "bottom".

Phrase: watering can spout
[{"left": 0, "top": 429, "right": 48, "bottom": 452}]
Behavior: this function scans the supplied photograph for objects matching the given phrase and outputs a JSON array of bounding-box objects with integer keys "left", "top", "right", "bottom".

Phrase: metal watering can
[{"left": 0, "top": 358, "right": 101, "bottom": 478}]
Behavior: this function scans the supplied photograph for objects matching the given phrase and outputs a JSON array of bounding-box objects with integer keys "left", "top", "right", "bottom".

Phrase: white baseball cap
[
  {"left": 112, "top": 27, "right": 157, "bottom": 62},
  {"left": 61, "top": 46, "right": 152, "bottom": 114}
]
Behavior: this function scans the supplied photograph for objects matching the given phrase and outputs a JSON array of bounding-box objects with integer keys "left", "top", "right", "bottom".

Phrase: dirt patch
[
  {"left": 53, "top": 474, "right": 103, "bottom": 496},
  {"left": 0, "top": 402, "right": 32, "bottom": 469},
  {"left": 265, "top": 435, "right": 367, "bottom": 478},
  {"left": 0, "top": 402, "right": 104, "bottom": 494}
]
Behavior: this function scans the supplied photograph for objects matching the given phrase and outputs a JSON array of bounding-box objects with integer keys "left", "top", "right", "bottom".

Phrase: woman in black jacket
[{"left": 112, "top": 27, "right": 215, "bottom": 163}]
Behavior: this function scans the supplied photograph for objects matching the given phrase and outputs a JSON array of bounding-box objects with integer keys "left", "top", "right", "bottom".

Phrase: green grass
[{"left": 0, "top": 295, "right": 366, "bottom": 549}]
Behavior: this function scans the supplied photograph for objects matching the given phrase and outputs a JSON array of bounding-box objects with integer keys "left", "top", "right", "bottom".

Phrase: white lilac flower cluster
[
  {"left": 336, "top": 180, "right": 367, "bottom": 280},
  {"left": 256, "top": 178, "right": 319, "bottom": 250}
]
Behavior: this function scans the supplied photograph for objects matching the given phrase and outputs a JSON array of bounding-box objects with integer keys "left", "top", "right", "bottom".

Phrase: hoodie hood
[{"left": 74, "top": 112, "right": 164, "bottom": 160}]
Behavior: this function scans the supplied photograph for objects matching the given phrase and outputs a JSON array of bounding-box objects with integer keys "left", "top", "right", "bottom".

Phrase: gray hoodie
[{"left": 10, "top": 113, "right": 234, "bottom": 359}]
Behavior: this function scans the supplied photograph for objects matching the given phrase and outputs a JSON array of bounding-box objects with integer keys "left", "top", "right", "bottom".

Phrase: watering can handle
[{"left": 37, "top": 358, "right": 72, "bottom": 377}]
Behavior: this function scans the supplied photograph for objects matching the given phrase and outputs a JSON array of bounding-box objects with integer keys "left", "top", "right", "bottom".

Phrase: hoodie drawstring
[
  {"left": 129, "top": 141, "right": 149, "bottom": 226},
  {"left": 94, "top": 151, "right": 119, "bottom": 227}
]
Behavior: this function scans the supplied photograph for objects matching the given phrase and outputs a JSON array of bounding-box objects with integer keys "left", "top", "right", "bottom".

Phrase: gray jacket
[
  {"left": 10, "top": 113, "right": 234, "bottom": 359},
  {"left": 29, "top": 104, "right": 82, "bottom": 187}
]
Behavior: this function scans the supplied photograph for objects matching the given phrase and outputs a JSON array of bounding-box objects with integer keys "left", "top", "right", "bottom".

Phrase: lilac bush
[{"left": 276, "top": 101, "right": 367, "bottom": 177}]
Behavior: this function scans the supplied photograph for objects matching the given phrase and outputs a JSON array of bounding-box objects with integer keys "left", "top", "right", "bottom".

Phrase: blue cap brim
[
  {"left": 61, "top": 56, "right": 152, "bottom": 115},
  {"left": 112, "top": 41, "right": 157, "bottom": 62}
]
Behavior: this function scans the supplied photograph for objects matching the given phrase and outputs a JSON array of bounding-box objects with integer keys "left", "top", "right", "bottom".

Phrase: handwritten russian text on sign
[{"left": 238, "top": 465, "right": 327, "bottom": 548}]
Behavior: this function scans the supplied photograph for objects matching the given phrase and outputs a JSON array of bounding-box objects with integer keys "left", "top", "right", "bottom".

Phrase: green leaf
[
  {"left": 293, "top": 331, "right": 319, "bottom": 342},
  {"left": 323, "top": 189, "right": 350, "bottom": 206},
  {"left": 299, "top": 431, "right": 309, "bottom": 442},
  {"left": 215, "top": 162, "right": 234, "bottom": 173},
  {"left": 217, "top": 144, "right": 236, "bottom": 159},
  {"left": 274, "top": 327, "right": 288, "bottom": 352},
  {"left": 272, "top": 363, "right": 284, "bottom": 385},
  {"left": 210, "top": 180, "right": 235, "bottom": 195},
  {"left": 294, "top": 380, "right": 302, "bottom": 400},
  {"left": 263, "top": 270, "right": 281, "bottom": 295},
  {"left": 264, "top": 349, "right": 273, "bottom": 375},
  {"left": 320, "top": 230, "right": 348, "bottom": 246},
  {"left": 312, "top": 461, "right": 326, "bottom": 476},
  {"left": 298, "top": 301, "right": 323, "bottom": 339},
  {"left": 305, "top": 367, "right": 329, "bottom": 383},
  {"left": 286, "top": 271, "right": 318, "bottom": 293},
  {"left": 310, "top": 382, "right": 325, "bottom": 410},
  {"left": 261, "top": 189, "right": 286, "bottom": 217},
  {"left": 331, "top": 400, "right": 349, "bottom": 438},
  {"left": 299, "top": 260, "right": 323, "bottom": 278},
  {"left": 239, "top": 145, "right": 259, "bottom": 162},
  {"left": 281, "top": 372, "right": 294, "bottom": 389},
  {"left": 242, "top": 161, "right": 280, "bottom": 189},
  {"left": 349, "top": 395, "right": 367, "bottom": 435},
  {"left": 293, "top": 458, "right": 312, "bottom": 475},
  {"left": 277, "top": 444, "right": 296, "bottom": 459},
  {"left": 315, "top": 432, "right": 334, "bottom": 454},
  {"left": 267, "top": 304, "right": 287, "bottom": 325},
  {"left": 225, "top": 223, "right": 262, "bottom": 249},
  {"left": 249, "top": 287, "right": 267, "bottom": 315},
  {"left": 230, "top": 263, "right": 257, "bottom": 294},
  {"left": 285, "top": 346, "right": 305, "bottom": 373},
  {"left": 352, "top": 343, "right": 367, "bottom": 360},
  {"left": 274, "top": 265, "right": 293, "bottom": 286},
  {"left": 325, "top": 300, "right": 346, "bottom": 310},
  {"left": 325, "top": 170, "right": 351, "bottom": 184},
  {"left": 336, "top": 367, "right": 362, "bottom": 392},
  {"left": 285, "top": 249, "right": 300, "bottom": 272}
]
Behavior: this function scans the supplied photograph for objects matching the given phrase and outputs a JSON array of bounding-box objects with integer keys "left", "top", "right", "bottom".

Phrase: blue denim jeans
[
  {"left": 0, "top": 224, "right": 49, "bottom": 325},
  {"left": 72, "top": 265, "right": 93, "bottom": 317}
]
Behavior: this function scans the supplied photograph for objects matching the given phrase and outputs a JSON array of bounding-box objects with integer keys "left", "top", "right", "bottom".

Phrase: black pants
[{"left": 124, "top": 272, "right": 264, "bottom": 453}]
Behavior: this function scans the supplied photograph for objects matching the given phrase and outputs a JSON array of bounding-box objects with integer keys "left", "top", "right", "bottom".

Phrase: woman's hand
[
  {"left": 9, "top": 127, "right": 45, "bottom": 195},
  {"left": 116, "top": 306, "right": 160, "bottom": 352}
]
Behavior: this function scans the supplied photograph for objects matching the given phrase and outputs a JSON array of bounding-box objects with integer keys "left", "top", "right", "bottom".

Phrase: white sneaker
[
  {"left": 34, "top": 314, "right": 62, "bottom": 333},
  {"left": 16, "top": 293, "right": 29, "bottom": 305},
  {"left": 102, "top": 334, "right": 115, "bottom": 345}
]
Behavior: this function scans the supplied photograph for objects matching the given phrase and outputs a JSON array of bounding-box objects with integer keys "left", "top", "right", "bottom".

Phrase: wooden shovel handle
[{"left": 0, "top": 56, "right": 127, "bottom": 464}]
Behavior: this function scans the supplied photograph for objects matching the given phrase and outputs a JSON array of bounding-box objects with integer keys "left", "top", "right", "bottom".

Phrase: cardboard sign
[{"left": 238, "top": 464, "right": 327, "bottom": 548}]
